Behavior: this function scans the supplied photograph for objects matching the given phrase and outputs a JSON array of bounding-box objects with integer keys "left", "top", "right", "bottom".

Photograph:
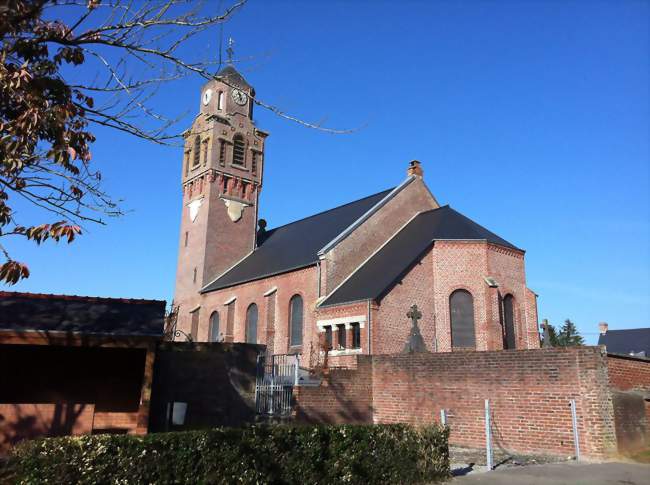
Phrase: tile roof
[
  {"left": 598, "top": 328, "right": 650, "bottom": 357},
  {"left": 0, "top": 291, "right": 166, "bottom": 337},
  {"left": 320, "top": 205, "right": 521, "bottom": 307},
  {"left": 202, "top": 188, "right": 393, "bottom": 292}
]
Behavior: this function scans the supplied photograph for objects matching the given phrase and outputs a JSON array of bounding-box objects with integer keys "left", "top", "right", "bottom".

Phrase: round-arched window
[
  {"left": 289, "top": 295, "right": 303, "bottom": 347},
  {"left": 502, "top": 294, "right": 516, "bottom": 349},
  {"left": 209, "top": 311, "right": 221, "bottom": 342},
  {"left": 245, "top": 303, "right": 258, "bottom": 344},
  {"left": 450, "top": 289, "right": 476, "bottom": 349}
]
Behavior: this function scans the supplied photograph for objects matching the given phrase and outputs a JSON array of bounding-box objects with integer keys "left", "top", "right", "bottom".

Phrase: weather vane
[{"left": 226, "top": 37, "right": 235, "bottom": 65}]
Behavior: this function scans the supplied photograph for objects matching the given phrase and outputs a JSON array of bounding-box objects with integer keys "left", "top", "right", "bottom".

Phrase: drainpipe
[{"left": 367, "top": 299, "right": 372, "bottom": 354}]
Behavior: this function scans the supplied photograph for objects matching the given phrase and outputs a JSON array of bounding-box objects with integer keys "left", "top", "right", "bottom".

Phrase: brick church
[{"left": 174, "top": 65, "right": 540, "bottom": 365}]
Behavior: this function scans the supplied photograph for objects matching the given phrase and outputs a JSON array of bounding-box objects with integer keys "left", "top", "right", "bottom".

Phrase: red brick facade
[{"left": 295, "top": 347, "right": 619, "bottom": 459}]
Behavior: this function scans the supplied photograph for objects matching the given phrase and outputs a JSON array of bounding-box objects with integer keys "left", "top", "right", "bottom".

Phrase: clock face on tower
[
  {"left": 231, "top": 88, "right": 247, "bottom": 106},
  {"left": 202, "top": 89, "right": 212, "bottom": 105}
]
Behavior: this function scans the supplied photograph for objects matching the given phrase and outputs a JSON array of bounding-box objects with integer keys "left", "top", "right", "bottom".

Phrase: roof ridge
[
  {"left": 0, "top": 291, "right": 165, "bottom": 305},
  {"left": 263, "top": 188, "right": 393, "bottom": 233}
]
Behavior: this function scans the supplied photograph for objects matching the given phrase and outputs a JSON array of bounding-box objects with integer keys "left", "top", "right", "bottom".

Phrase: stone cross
[
  {"left": 407, "top": 304, "right": 422, "bottom": 326},
  {"left": 403, "top": 304, "right": 428, "bottom": 353}
]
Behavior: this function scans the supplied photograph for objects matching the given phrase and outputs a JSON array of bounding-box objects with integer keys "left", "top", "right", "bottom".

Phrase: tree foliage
[
  {"left": 543, "top": 319, "right": 584, "bottom": 347},
  {"left": 1, "top": 0, "right": 353, "bottom": 285}
]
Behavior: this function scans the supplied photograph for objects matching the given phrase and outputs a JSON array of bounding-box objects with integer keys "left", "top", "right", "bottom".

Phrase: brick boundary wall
[
  {"left": 295, "top": 347, "right": 618, "bottom": 459},
  {"left": 606, "top": 353, "right": 650, "bottom": 452},
  {"left": 606, "top": 354, "right": 650, "bottom": 392}
]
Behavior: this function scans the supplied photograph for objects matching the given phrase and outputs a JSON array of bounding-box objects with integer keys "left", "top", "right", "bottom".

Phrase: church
[{"left": 173, "top": 65, "right": 540, "bottom": 366}]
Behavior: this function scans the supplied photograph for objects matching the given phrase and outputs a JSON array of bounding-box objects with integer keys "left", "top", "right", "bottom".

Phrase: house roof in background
[
  {"left": 598, "top": 328, "right": 650, "bottom": 357},
  {"left": 320, "top": 205, "right": 520, "bottom": 307},
  {"left": 0, "top": 292, "right": 166, "bottom": 337},
  {"left": 202, "top": 188, "right": 393, "bottom": 293}
]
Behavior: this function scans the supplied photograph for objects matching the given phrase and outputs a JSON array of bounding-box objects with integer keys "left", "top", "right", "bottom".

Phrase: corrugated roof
[
  {"left": 0, "top": 291, "right": 165, "bottom": 337},
  {"left": 598, "top": 328, "right": 650, "bottom": 357},
  {"left": 320, "top": 205, "right": 521, "bottom": 307},
  {"left": 201, "top": 189, "right": 393, "bottom": 292}
]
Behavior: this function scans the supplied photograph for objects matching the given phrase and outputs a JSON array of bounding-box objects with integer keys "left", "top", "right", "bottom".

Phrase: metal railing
[{"left": 255, "top": 353, "right": 298, "bottom": 417}]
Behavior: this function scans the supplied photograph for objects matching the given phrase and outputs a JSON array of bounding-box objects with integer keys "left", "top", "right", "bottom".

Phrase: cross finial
[
  {"left": 407, "top": 304, "right": 422, "bottom": 326},
  {"left": 226, "top": 37, "right": 235, "bottom": 64}
]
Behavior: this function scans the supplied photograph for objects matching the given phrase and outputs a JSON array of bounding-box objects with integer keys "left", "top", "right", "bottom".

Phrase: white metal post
[
  {"left": 570, "top": 399, "right": 581, "bottom": 460},
  {"left": 485, "top": 399, "right": 493, "bottom": 471},
  {"left": 440, "top": 409, "right": 447, "bottom": 426}
]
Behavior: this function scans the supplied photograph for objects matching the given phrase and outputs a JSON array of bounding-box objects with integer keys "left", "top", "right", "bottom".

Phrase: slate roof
[
  {"left": 0, "top": 292, "right": 166, "bottom": 337},
  {"left": 202, "top": 189, "right": 393, "bottom": 292},
  {"left": 216, "top": 65, "right": 252, "bottom": 90},
  {"left": 321, "top": 205, "right": 520, "bottom": 307},
  {"left": 598, "top": 328, "right": 650, "bottom": 357}
]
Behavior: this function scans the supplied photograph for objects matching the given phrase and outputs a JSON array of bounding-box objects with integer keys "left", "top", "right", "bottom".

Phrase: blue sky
[{"left": 5, "top": 1, "right": 649, "bottom": 343}]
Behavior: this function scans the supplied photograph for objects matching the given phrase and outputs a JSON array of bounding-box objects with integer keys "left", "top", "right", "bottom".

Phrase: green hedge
[{"left": 3, "top": 424, "right": 448, "bottom": 484}]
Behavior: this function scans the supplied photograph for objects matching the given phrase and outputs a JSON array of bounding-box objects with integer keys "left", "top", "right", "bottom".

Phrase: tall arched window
[
  {"left": 192, "top": 135, "right": 201, "bottom": 167},
  {"left": 502, "top": 294, "right": 516, "bottom": 350},
  {"left": 289, "top": 295, "right": 303, "bottom": 347},
  {"left": 450, "top": 289, "right": 476, "bottom": 349},
  {"left": 245, "top": 303, "right": 258, "bottom": 344},
  {"left": 232, "top": 134, "right": 245, "bottom": 166},
  {"left": 209, "top": 311, "right": 221, "bottom": 342}
]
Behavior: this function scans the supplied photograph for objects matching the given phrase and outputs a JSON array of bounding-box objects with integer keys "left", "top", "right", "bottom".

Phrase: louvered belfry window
[
  {"left": 192, "top": 136, "right": 201, "bottom": 167},
  {"left": 232, "top": 134, "right": 245, "bottom": 166},
  {"left": 450, "top": 289, "right": 476, "bottom": 349}
]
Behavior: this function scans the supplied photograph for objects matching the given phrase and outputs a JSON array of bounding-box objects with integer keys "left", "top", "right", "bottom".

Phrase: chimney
[
  {"left": 407, "top": 160, "right": 423, "bottom": 178},
  {"left": 599, "top": 322, "right": 608, "bottom": 335}
]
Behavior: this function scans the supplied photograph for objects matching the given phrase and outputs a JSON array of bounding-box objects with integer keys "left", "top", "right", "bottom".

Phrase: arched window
[
  {"left": 245, "top": 303, "right": 258, "bottom": 344},
  {"left": 209, "top": 311, "right": 221, "bottom": 342},
  {"left": 192, "top": 135, "right": 201, "bottom": 167},
  {"left": 289, "top": 295, "right": 303, "bottom": 347},
  {"left": 232, "top": 134, "right": 245, "bottom": 166},
  {"left": 217, "top": 91, "right": 224, "bottom": 110},
  {"left": 450, "top": 289, "right": 476, "bottom": 349},
  {"left": 502, "top": 294, "right": 516, "bottom": 350}
]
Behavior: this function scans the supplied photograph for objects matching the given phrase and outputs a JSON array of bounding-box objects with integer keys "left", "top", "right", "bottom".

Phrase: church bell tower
[{"left": 173, "top": 65, "right": 268, "bottom": 326}]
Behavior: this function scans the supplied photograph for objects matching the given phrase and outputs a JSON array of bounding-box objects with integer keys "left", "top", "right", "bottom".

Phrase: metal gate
[{"left": 255, "top": 353, "right": 298, "bottom": 417}]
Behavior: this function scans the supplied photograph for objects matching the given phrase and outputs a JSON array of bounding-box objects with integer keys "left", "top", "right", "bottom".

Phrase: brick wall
[
  {"left": 606, "top": 354, "right": 650, "bottom": 453},
  {"left": 295, "top": 347, "right": 618, "bottom": 459},
  {"left": 323, "top": 178, "right": 437, "bottom": 294},
  {"left": 198, "top": 266, "right": 319, "bottom": 358},
  {"left": 0, "top": 403, "right": 94, "bottom": 454},
  {"left": 607, "top": 354, "right": 650, "bottom": 391},
  {"left": 294, "top": 364, "right": 373, "bottom": 424},
  {"left": 149, "top": 342, "right": 264, "bottom": 431}
]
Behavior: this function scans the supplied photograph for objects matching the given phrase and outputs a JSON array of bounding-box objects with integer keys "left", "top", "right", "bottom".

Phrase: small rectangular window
[
  {"left": 324, "top": 326, "right": 332, "bottom": 350},
  {"left": 184, "top": 231, "right": 189, "bottom": 247},
  {"left": 337, "top": 324, "right": 346, "bottom": 349},
  {"left": 351, "top": 323, "right": 361, "bottom": 349},
  {"left": 192, "top": 267, "right": 197, "bottom": 283}
]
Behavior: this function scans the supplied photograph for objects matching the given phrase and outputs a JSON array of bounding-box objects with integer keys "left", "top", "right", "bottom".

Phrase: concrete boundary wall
[{"left": 295, "top": 347, "right": 620, "bottom": 459}]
